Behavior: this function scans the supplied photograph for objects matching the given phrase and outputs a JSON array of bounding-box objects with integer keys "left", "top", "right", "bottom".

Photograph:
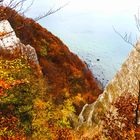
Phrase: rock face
[
  {"left": 0, "top": 20, "right": 20, "bottom": 49},
  {"left": 0, "top": 20, "right": 38, "bottom": 64},
  {"left": 77, "top": 42, "right": 140, "bottom": 139}
]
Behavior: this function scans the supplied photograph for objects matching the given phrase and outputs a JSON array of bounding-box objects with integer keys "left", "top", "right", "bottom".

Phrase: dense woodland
[{"left": 0, "top": 4, "right": 102, "bottom": 139}]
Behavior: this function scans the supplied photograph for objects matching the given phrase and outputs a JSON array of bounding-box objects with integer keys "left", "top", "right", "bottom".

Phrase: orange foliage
[
  {"left": 0, "top": 80, "right": 11, "bottom": 89},
  {"left": 101, "top": 94, "right": 137, "bottom": 139},
  {"left": 0, "top": 6, "right": 102, "bottom": 113},
  {"left": 0, "top": 79, "right": 27, "bottom": 97},
  {"left": 0, "top": 114, "right": 25, "bottom": 140}
]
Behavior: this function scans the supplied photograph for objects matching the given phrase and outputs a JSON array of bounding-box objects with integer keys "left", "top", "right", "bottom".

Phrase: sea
[{"left": 25, "top": 0, "right": 140, "bottom": 87}]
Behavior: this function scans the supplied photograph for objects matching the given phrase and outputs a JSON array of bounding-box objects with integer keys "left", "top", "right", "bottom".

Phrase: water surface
[{"left": 25, "top": 0, "right": 140, "bottom": 86}]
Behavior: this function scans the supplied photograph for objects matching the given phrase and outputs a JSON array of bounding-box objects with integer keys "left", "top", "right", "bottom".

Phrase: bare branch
[
  {"left": 10, "top": 0, "right": 27, "bottom": 10},
  {"left": 113, "top": 26, "right": 134, "bottom": 46},
  {"left": 20, "top": 0, "right": 35, "bottom": 15},
  {"left": 34, "top": 3, "right": 69, "bottom": 21},
  {"left": 1, "top": 0, "right": 67, "bottom": 22},
  {"left": 135, "top": 7, "right": 140, "bottom": 32}
]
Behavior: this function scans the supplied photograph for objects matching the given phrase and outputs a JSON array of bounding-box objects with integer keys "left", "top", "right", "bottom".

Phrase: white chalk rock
[{"left": 0, "top": 20, "right": 39, "bottom": 64}]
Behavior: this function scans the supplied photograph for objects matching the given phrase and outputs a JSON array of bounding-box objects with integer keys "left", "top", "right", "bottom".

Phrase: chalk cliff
[
  {"left": 77, "top": 42, "right": 140, "bottom": 139},
  {"left": 0, "top": 20, "right": 38, "bottom": 64}
]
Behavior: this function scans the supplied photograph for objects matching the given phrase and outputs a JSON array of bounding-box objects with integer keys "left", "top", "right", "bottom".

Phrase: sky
[
  {"left": 3, "top": 0, "right": 140, "bottom": 23},
  {"left": 20, "top": 0, "right": 140, "bottom": 17},
  {"left": 2, "top": 0, "right": 140, "bottom": 18},
  {"left": 23, "top": 0, "right": 140, "bottom": 42}
]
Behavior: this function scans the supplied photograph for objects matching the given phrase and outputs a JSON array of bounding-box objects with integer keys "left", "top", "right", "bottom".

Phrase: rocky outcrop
[
  {"left": 0, "top": 20, "right": 38, "bottom": 64},
  {"left": 77, "top": 42, "right": 140, "bottom": 139}
]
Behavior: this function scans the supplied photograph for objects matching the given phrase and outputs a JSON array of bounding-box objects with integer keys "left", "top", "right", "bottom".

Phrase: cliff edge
[{"left": 77, "top": 41, "right": 140, "bottom": 139}]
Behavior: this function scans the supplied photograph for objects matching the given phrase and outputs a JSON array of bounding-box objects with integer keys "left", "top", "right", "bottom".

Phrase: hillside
[
  {"left": 0, "top": 6, "right": 102, "bottom": 113},
  {"left": 0, "top": 6, "right": 103, "bottom": 140},
  {"left": 1, "top": 4, "right": 140, "bottom": 140}
]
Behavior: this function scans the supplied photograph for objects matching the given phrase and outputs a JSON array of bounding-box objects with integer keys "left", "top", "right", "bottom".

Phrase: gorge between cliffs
[{"left": 0, "top": 3, "right": 140, "bottom": 140}]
